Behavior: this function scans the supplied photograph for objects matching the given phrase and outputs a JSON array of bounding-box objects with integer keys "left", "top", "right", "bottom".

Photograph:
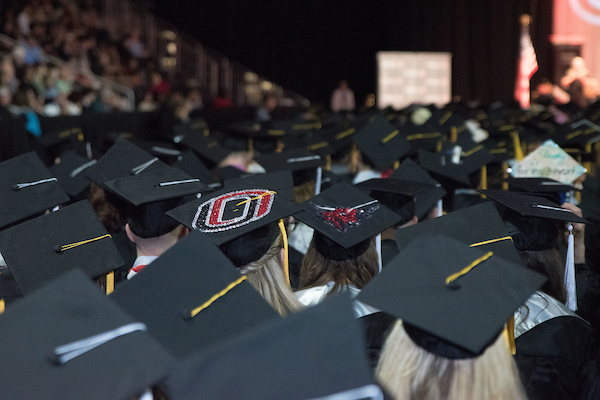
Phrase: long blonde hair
[
  {"left": 376, "top": 321, "right": 527, "bottom": 400},
  {"left": 239, "top": 233, "right": 303, "bottom": 316}
]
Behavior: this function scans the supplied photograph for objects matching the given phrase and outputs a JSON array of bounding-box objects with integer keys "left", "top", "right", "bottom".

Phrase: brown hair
[
  {"left": 88, "top": 182, "right": 128, "bottom": 232},
  {"left": 299, "top": 237, "right": 378, "bottom": 293},
  {"left": 518, "top": 248, "right": 567, "bottom": 304},
  {"left": 377, "top": 321, "right": 527, "bottom": 400},
  {"left": 239, "top": 233, "right": 303, "bottom": 316}
]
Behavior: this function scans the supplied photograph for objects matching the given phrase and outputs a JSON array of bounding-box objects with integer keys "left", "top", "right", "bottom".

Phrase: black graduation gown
[
  {"left": 359, "top": 311, "right": 397, "bottom": 370},
  {"left": 381, "top": 239, "right": 399, "bottom": 268},
  {"left": 514, "top": 315, "right": 599, "bottom": 400}
]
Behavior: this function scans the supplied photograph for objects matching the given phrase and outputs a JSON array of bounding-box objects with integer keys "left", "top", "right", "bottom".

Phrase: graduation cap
[
  {"left": 173, "top": 118, "right": 210, "bottom": 141},
  {"left": 254, "top": 148, "right": 324, "bottom": 189},
  {"left": 84, "top": 140, "right": 169, "bottom": 188},
  {"left": 394, "top": 202, "right": 524, "bottom": 267},
  {"left": 480, "top": 189, "right": 588, "bottom": 251},
  {"left": 0, "top": 269, "right": 174, "bottom": 400},
  {"left": 50, "top": 151, "right": 96, "bottom": 199},
  {"left": 167, "top": 182, "right": 302, "bottom": 247},
  {"left": 0, "top": 201, "right": 124, "bottom": 296},
  {"left": 507, "top": 177, "right": 578, "bottom": 196},
  {"left": 110, "top": 230, "right": 280, "bottom": 358},
  {"left": 357, "top": 234, "right": 546, "bottom": 358},
  {"left": 510, "top": 140, "right": 586, "bottom": 184},
  {"left": 354, "top": 116, "right": 411, "bottom": 170},
  {"left": 37, "top": 126, "right": 85, "bottom": 163},
  {"left": 178, "top": 131, "right": 231, "bottom": 166},
  {"left": 389, "top": 158, "right": 446, "bottom": 220},
  {"left": 172, "top": 150, "right": 218, "bottom": 185},
  {"left": 355, "top": 178, "right": 433, "bottom": 225},
  {"left": 102, "top": 164, "right": 205, "bottom": 208},
  {"left": 0, "top": 152, "right": 70, "bottom": 230},
  {"left": 223, "top": 170, "right": 296, "bottom": 203},
  {"left": 552, "top": 119, "right": 600, "bottom": 150},
  {"left": 400, "top": 121, "right": 443, "bottom": 153},
  {"left": 130, "top": 138, "right": 183, "bottom": 163},
  {"left": 418, "top": 148, "right": 472, "bottom": 187},
  {"left": 294, "top": 182, "right": 402, "bottom": 261},
  {"left": 166, "top": 295, "right": 384, "bottom": 400},
  {"left": 319, "top": 123, "right": 357, "bottom": 154}
]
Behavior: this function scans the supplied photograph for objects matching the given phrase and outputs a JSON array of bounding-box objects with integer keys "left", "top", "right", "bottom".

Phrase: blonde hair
[
  {"left": 239, "top": 233, "right": 303, "bottom": 316},
  {"left": 376, "top": 321, "right": 527, "bottom": 400}
]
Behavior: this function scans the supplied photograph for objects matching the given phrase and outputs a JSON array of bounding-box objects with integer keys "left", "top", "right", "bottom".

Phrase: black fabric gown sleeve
[
  {"left": 514, "top": 316, "right": 599, "bottom": 400},
  {"left": 576, "top": 263, "right": 600, "bottom": 330}
]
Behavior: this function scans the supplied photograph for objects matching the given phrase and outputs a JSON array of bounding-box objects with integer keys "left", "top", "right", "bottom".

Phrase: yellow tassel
[
  {"left": 0, "top": 299, "right": 4, "bottom": 314},
  {"left": 393, "top": 161, "right": 400, "bottom": 170},
  {"left": 105, "top": 271, "right": 115, "bottom": 295},
  {"left": 511, "top": 131, "right": 524, "bottom": 161},
  {"left": 446, "top": 251, "right": 493, "bottom": 285},
  {"left": 503, "top": 317, "right": 516, "bottom": 355},
  {"left": 278, "top": 219, "right": 290, "bottom": 289},
  {"left": 450, "top": 126, "right": 457, "bottom": 143},
  {"left": 480, "top": 165, "right": 487, "bottom": 191},
  {"left": 190, "top": 276, "right": 247, "bottom": 318}
]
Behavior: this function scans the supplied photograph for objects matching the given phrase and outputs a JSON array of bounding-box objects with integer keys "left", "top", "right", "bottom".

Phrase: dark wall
[{"left": 150, "top": 0, "right": 553, "bottom": 107}]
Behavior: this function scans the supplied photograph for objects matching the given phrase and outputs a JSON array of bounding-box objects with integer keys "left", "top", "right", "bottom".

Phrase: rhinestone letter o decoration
[{"left": 192, "top": 189, "right": 275, "bottom": 233}]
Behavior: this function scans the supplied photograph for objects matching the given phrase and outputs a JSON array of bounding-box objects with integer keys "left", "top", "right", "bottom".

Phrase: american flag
[{"left": 514, "top": 28, "right": 538, "bottom": 108}]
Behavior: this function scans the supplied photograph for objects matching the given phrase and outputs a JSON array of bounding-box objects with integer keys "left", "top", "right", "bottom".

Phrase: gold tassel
[
  {"left": 450, "top": 126, "right": 457, "bottom": 143},
  {"left": 105, "top": 271, "right": 115, "bottom": 295},
  {"left": 511, "top": 131, "right": 524, "bottom": 161}
]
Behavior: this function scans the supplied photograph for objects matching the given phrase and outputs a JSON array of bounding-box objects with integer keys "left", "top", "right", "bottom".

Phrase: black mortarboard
[
  {"left": 102, "top": 164, "right": 205, "bottom": 207},
  {"left": 166, "top": 295, "right": 384, "bottom": 400},
  {"left": 354, "top": 116, "right": 411, "bottom": 170},
  {"left": 355, "top": 178, "right": 433, "bottom": 225},
  {"left": 0, "top": 152, "right": 70, "bottom": 230},
  {"left": 357, "top": 234, "right": 546, "bottom": 357},
  {"left": 553, "top": 119, "right": 600, "bottom": 150},
  {"left": 173, "top": 118, "right": 210, "bottom": 142},
  {"left": 480, "top": 189, "right": 588, "bottom": 251},
  {"left": 389, "top": 158, "right": 446, "bottom": 220},
  {"left": 84, "top": 140, "right": 169, "bottom": 188},
  {"left": 507, "top": 177, "right": 578, "bottom": 195},
  {"left": 172, "top": 150, "right": 217, "bottom": 185},
  {"left": 110, "top": 231, "right": 280, "bottom": 358},
  {"left": 130, "top": 138, "right": 183, "bottom": 163},
  {"left": 223, "top": 170, "right": 295, "bottom": 203},
  {"left": 37, "top": 126, "right": 85, "bottom": 164},
  {"left": 401, "top": 121, "right": 443, "bottom": 153},
  {"left": 178, "top": 131, "right": 232, "bottom": 165},
  {"left": 254, "top": 148, "right": 323, "bottom": 173},
  {"left": 319, "top": 124, "right": 357, "bottom": 154},
  {"left": 0, "top": 201, "right": 124, "bottom": 295},
  {"left": 253, "top": 148, "right": 324, "bottom": 188},
  {"left": 294, "top": 182, "right": 402, "bottom": 261},
  {"left": 167, "top": 182, "right": 301, "bottom": 247},
  {"left": 418, "top": 148, "right": 471, "bottom": 187},
  {"left": 50, "top": 151, "right": 96, "bottom": 199},
  {"left": 0, "top": 269, "right": 174, "bottom": 400},
  {"left": 394, "top": 202, "right": 523, "bottom": 267}
]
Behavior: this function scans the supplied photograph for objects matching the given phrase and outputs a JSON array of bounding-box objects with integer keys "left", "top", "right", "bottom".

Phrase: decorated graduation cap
[
  {"left": 0, "top": 269, "right": 174, "bottom": 400},
  {"left": 357, "top": 234, "right": 546, "bottom": 358},
  {"left": 110, "top": 230, "right": 280, "bottom": 358},
  {"left": 0, "top": 152, "right": 70, "bottom": 229},
  {"left": 394, "top": 202, "right": 523, "bottom": 267},
  {"left": 354, "top": 115, "right": 411, "bottom": 170},
  {"left": 389, "top": 158, "right": 446, "bottom": 220},
  {"left": 166, "top": 295, "right": 384, "bottom": 400},
  {"left": 167, "top": 181, "right": 301, "bottom": 280},
  {"left": 510, "top": 140, "right": 586, "bottom": 184},
  {"left": 355, "top": 178, "right": 433, "bottom": 225},
  {"left": 294, "top": 182, "right": 402, "bottom": 261},
  {"left": 0, "top": 201, "right": 124, "bottom": 296},
  {"left": 84, "top": 140, "right": 169, "bottom": 188},
  {"left": 50, "top": 151, "right": 96, "bottom": 199}
]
